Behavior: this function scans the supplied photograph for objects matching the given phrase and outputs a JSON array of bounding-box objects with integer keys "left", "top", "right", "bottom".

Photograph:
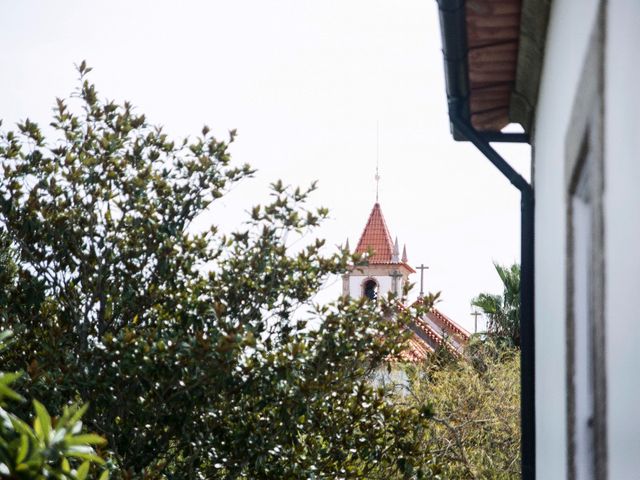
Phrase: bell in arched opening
[{"left": 363, "top": 279, "right": 378, "bottom": 301}]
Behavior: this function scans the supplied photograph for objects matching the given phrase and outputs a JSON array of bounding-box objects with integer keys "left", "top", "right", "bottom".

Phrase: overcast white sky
[{"left": 0, "top": 0, "right": 530, "bottom": 331}]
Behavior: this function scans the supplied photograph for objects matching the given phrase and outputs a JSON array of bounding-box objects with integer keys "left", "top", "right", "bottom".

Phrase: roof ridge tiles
[{"left": 430, "top": 307, "right": 471, "bottom": 339}]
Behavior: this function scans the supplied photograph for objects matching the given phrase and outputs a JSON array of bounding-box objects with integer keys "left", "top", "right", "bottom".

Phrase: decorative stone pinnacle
[{"left": 392, "top": 237, "right": 400, "bottom": 263}]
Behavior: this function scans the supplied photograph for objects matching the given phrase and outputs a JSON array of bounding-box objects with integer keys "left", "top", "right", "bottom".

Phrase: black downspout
[{"left": 449, "top": 98, "right": 536, "bottom": 480}]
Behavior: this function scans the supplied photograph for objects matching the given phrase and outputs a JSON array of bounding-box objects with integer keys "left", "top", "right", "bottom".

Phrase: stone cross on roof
[{"left": 416, "top": 264, "right": 429, "bottom": 297}]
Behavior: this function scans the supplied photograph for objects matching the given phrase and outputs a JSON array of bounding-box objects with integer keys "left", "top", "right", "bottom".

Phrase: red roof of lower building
[{"left": 397, "top": 305, "right": 470, "bottom": 361}]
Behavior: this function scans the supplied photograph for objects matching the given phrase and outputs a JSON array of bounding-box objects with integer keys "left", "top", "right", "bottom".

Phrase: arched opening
[{"left": 363, "top": 279, "right": 378, "bottom": 301}]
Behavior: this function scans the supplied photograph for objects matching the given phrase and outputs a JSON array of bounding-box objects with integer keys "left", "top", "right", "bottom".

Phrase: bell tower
[{"left": 342, "top": 202, "right": 415, "bottom": 300}]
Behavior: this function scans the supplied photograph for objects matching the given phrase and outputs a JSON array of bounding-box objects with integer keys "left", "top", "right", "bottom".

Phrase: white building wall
[
  {"left": 533, "top": 0, "right": 599, "bottom": 476},
  {"left": 348, "top": 275, "right": 394, "bottom": 299},
  {"left": 604, "top": 3, "right": 640, "bottom": 477}
]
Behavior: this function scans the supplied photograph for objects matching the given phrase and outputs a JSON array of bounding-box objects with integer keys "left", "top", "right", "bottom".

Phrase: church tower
[{"left": 343, "top": 202, "right": 416, "bottom": 300}]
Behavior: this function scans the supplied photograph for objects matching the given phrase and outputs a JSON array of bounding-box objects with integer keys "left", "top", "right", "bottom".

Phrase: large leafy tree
[
  {"left": 472, "top": 263, "right": 520, "bottom": 347},
  {"left": 0, "top": 63, "right": 432, "bottom": 478}
]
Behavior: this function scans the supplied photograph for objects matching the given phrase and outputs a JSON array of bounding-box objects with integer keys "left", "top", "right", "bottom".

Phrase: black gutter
[
  {"left": 478, "top": 131, "right": 529, "bottom": 143},
  {"left": 450, "top": 100, "right": 535, "bottom": 480},
  {"left": 437, "top": 2, "right": 536, "bottom": 479}
]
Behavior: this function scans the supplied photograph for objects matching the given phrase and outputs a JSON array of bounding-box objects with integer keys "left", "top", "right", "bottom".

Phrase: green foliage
[
  {"left": 0, "top": 332, "right": 109, "bottom": 480},
  {"left": 472, "top": 263, "right": 521, "bottom": 347},
  {"left": 0, "top": 64, "right": 432, "bottom": 478},
  {"left": 402, "top": 344, "right": 521, "bottom": 479}
]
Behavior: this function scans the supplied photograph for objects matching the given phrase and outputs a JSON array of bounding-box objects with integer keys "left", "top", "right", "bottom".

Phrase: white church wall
[
  {"left": 348, "top": 275, "right": 393, "bottom": 299},
  {"left": 533, "top": 0, "right": 599, "bottom": 476},
  {"left": 604, "top": 3, "right": 640, "bottom": 477}
]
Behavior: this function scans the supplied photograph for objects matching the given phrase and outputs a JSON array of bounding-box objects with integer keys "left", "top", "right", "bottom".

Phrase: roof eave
[{"left": 437, "top": 0, "right": 551, "bottom": 141}]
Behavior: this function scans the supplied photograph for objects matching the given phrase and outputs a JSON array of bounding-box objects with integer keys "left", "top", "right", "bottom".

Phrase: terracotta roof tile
[
  {"left": 400, "top": 336, "right": 432, "bottom": 362},
  {"left": 410, "top": 298, "right": 471, "bottom": 341},
  {"left": 355, "top": 203, "right": 394, "bottom": 263},
  {"left": 351, "top": 203, "right": 417, "bottom": 273},
  {"left": 395, "top": 302, "right": 469, "bottom": 361},
  {"left": 427, "top": 308, "right": 471, "bottom": 340},
  {"left": 384, "top": 302, "right": 472, "bottom": 363}
]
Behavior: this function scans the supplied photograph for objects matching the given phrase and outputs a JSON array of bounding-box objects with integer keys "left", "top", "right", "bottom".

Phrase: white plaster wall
[
  {"left": 604, "top": 3, "right": 640, "bottom": 477},
  {"left": 348, "top": 275, "right": 393, "bottom": 298},
  {"left": 532, "top": 0, "right": 599, "bottom": 476}
]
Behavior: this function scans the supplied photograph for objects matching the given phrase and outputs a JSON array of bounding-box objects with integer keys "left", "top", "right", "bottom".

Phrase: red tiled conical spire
[{"left": 355, "top": 203, "right": 394, "bottom": 263}]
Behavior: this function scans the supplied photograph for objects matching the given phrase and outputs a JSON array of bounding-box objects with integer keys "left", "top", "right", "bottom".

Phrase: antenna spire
[{"left": 375, "top": 121, "right": 380, "bottom": 202}]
